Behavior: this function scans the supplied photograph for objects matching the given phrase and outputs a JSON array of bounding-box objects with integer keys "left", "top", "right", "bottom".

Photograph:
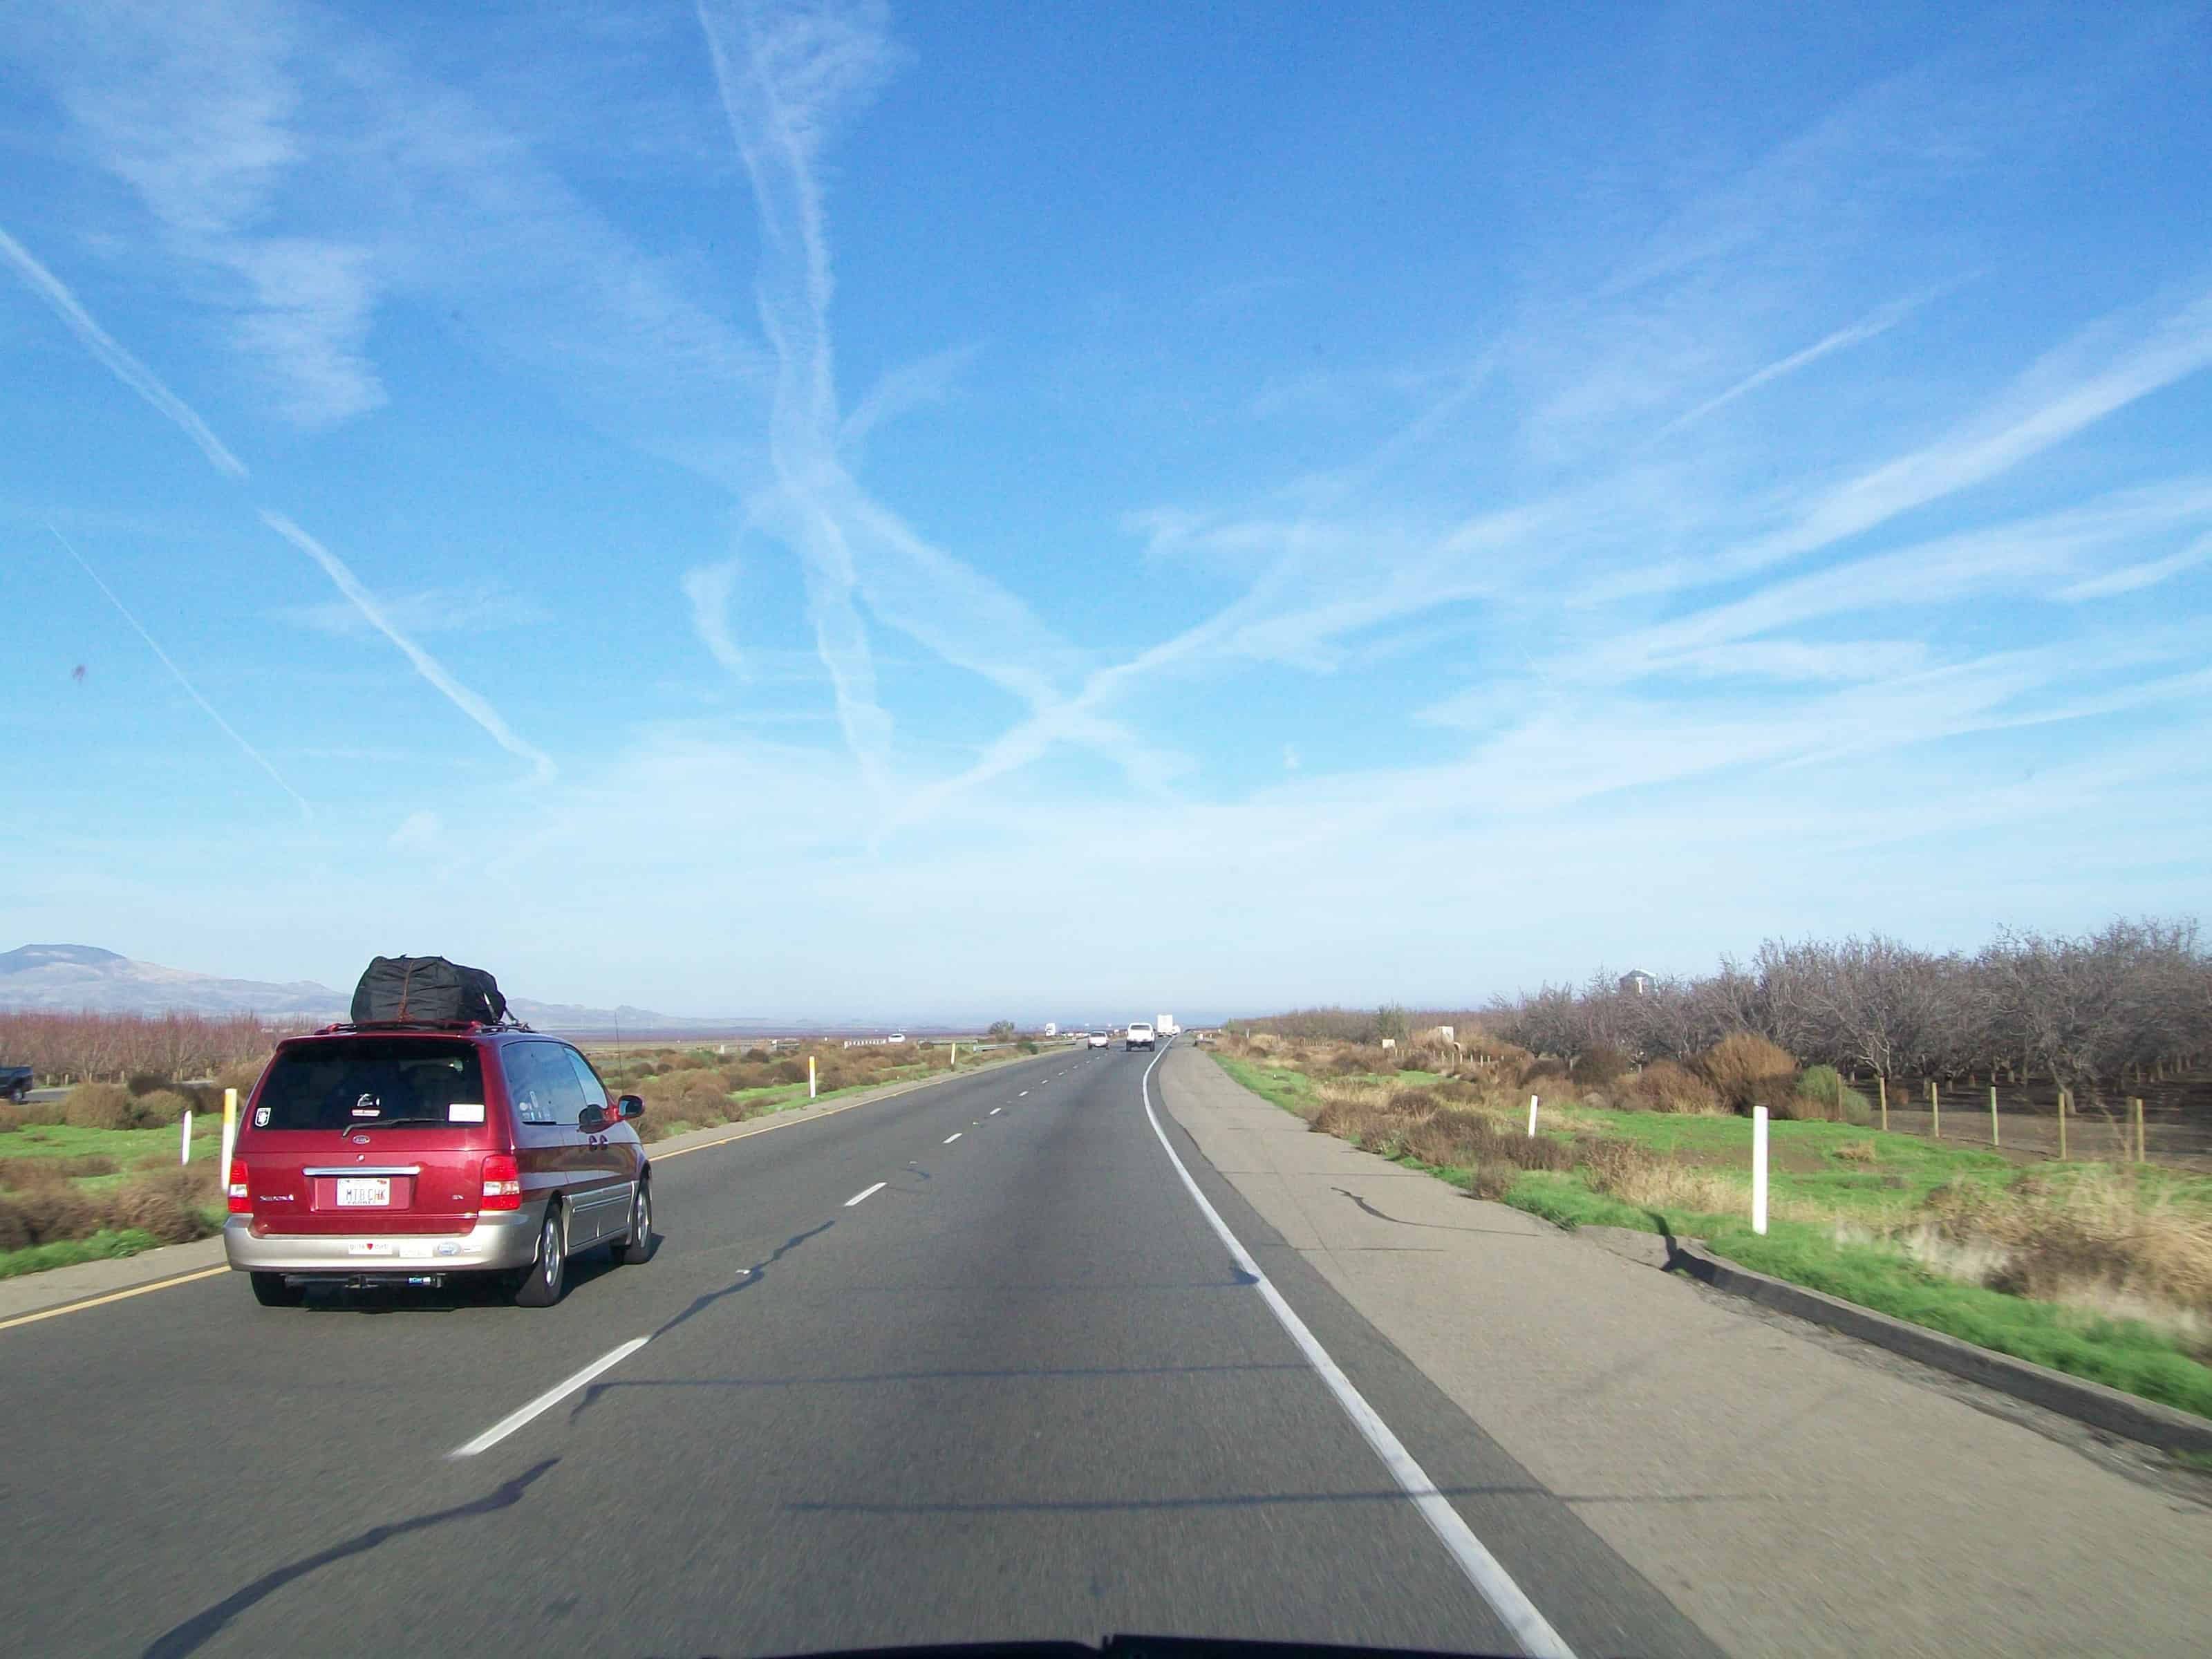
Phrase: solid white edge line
[
  {"left": 449, "top": 1335, "right": 651, "bottom": 1459},
  {"left": 944, "top": 1132, "right": 962, "bottom": 1143},
  {"left": 845, "top": 1181, "right": 888, "bottom": 1207},
  {"left": 1138, "top": 1047, "right": 1577, "bottom": 1659}
]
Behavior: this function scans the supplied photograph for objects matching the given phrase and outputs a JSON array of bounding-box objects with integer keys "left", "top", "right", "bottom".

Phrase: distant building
[{"left": 1620, "top": 970, "right": 1655, "bottom": 996}]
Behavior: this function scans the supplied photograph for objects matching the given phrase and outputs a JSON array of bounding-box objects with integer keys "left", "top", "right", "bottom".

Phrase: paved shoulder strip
[{"left": 1138, "top": 1049, "right": 1577, "bottom": 1659}]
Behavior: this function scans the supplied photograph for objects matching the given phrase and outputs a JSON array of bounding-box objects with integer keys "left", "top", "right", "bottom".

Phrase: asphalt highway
[{"left": 0, "top": 1044, "right": 1716, "bottom": 1659}]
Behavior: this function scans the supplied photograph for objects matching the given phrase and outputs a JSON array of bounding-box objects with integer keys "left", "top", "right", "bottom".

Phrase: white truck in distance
[
  {"left": 1156, "top": 1015, "right": 1179, "bottom": 1038},
  {"left": 1125, "top": 1022, "right": 1155, "bottom": 1050}
]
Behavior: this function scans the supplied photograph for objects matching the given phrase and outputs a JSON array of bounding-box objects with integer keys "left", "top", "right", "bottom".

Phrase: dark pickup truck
[{"left": 1, "top": 1066, "right": 32, "bottom": 1103}]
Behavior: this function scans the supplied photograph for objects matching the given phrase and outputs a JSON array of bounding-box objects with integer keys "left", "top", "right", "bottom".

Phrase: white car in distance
[
  {"left": 1087, "top": 1032, "right": 1109, "bottom": 1049},
  {"left": 1125, "top": 1022, "right": 1156, "bottom": 1051}
]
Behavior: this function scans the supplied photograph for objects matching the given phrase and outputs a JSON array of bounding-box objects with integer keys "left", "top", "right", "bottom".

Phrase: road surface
[{"left": 1, "top": 1044, "right": 1716, "bottom": 1659}]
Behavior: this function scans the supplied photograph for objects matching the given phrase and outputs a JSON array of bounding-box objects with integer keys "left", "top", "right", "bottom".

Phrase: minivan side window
[
  {"left": 566, "top": 1048, "right": 609, "bottom": 1112},
  {"left": 507, "top": 1042, "right": 585, "bottom": 1125}
]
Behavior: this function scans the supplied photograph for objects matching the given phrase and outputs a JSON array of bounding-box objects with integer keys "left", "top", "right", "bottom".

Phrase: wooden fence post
[
  {"left": 2132, "top": 1096, "right": 2146, "bottom": 1163},
  {"left": 1989, "top": 1085, "right": 1999, "bottom": 1148},
  {"left": 2057, "top": 1088, "right": 2068, "bottom": 1160},
  {"left": 1929, "top": 1078, "right": 1940, "bottom": 1141},
  {"left": 1877, "top": 1074, "right": 1888, "bottom": 1132}
]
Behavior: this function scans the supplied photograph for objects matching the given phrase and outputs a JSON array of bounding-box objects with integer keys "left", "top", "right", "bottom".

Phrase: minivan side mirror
[
  {"left": 578, "top": 1105, "right": 609, "bottom": 1133},
  {"left": 616, "top": 1094, "right": 645, "bottom": 1120}
]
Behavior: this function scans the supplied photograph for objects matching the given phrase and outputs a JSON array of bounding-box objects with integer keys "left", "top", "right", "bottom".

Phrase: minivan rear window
[{"left": 253, "top": 1038, "right": 487, "bottom": 1132}]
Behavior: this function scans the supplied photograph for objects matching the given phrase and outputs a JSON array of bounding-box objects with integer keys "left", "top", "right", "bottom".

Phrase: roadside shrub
[
  {"left": 63, "top": 1082, "right": 139, "bottom": 1131},
  {"left": 1625, "top": 1060, "right": 1723, "bottom": 1114},
  {"left": 1520, "top": 1056, "right": 1568, "bottom": 1087},
  {"left": 1389, "top": 1087, "right": 1440, "bottom": 1114},
  {"left": 131, "top": 1089, "right": 197, "bottom": 1127},
  {"left": 102, "top": 1168, "right": 220, "bottom": 1245},
  {"left": 742, "top": 1047, "right": 770, "bottom": 1063},
  {"left": 1, "top": 1155, "right": 118, "bottom": 1188},
  {"left": 1, "top": 1185, "right": 97, "bottom": 1246},
  {"left": 1699, "top": 1033, "right": 1797, "bottom": 1112},
  {"left": 7, "top": 1096, "right": 67, "bottom": 1127},
  {"left": 0, "top": 1203, "right": 25, "bottom": 1250},
  {"left": 1572, "top": 1044, "right": 1633, "bottom": 1087},
  {"left": 213, "top": 1059, "right": 269, "bottom": 1099},
  {"left": 1751, "top": 1072, "right": 1810, "bottom": 1119},
  {"left": 1791, "top": 1067, "right": 1875, "bottom": 1126},
  {"left": 773, "top": 1058, "right": 807, "bottom": 1085},
  {"left": 0, "top": 1116, "right": 16, "bottom": 1136}
]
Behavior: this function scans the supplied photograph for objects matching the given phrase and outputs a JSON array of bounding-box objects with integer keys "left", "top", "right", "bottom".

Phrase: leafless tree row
[
  {"left": 0, "top": 1009, "right": 299, "bottom": 1083},
  {"left": 1485, "top": 919, "right": 2210, "bottom": 1105}
]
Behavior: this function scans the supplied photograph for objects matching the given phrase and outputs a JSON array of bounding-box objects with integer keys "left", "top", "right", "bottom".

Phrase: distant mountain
[
  {"left": 0, "top": 944, "right": 870, "bottom": 1035},
  {"left": 0, "top": 944, "right": 349, "bottom": 1018}
]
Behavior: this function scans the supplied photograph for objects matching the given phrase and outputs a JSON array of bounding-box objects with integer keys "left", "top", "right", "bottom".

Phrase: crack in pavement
[{"left": 140, "top": 1459, "right": 560, "bottom": 1659}]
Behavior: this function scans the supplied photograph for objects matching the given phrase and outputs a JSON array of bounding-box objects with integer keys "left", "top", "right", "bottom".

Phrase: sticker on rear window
[
  {"left": 449, "top": 1102, "right": 485, "bottom": 1123},
  {"left": 350, "top": 1107, "right": 379, "bottom": 1117},
  {"left": 253, "top": 1106, "right": 270, "bottom": 1127}
]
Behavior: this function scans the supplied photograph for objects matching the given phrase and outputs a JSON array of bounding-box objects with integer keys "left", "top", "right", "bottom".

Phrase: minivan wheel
[
  {"left": 617, "top": 1179, "right": 653, "bottom": 1266},
  {"left": 250, "top": 1271, "right": 303, "bottom": 1308},
  {"left": 514, "top": 1203, "right": 567, "bottom": 1308}
]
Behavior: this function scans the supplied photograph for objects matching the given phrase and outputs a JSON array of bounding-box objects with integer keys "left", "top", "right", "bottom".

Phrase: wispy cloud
[
  {"left": 37, "top": 2, "right": 388, "bottom": 426},
  {"left": 48, "top": 524, "right": 308, "bottom": 816},
  {"left": 259, "top": 512, "right": 558, "bottom": 782},
  {"left": 1651, "top": 290, "right": 1933, "bottom": 439},
  {"left": 277, "top": 585, "right": 550, "bottom": 639},
  {"left": 0, "top": 224, "right": 249, "bottom": 478},
  {"left": 682, "top": 558, "right": 746, "bottom": 674}
]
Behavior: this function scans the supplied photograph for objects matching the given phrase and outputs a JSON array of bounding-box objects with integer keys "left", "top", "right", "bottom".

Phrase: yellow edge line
[
  {"left": 1, "top": 1054, "right": 1042, "bottom": 1328},
  {"left": 0, "top": 1264, "right": 229, "bottom": 1333}
]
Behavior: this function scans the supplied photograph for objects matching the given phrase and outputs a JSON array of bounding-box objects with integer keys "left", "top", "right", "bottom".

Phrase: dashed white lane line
[
  {"left": 944, "top": 1132, "right": 962, "bottom": 1143},
  {"left": 990, "top": 1107, "right": 1002, "bottom": 1115},
  {"left": 845, "top": 1181, "right": 888, "bottom": 1207},
  {"left": 1018, "top": 1090, "right": 1029, "bottom": 1097},
  {"left": 450, "top": 1336, "right": 651, "bottom": 1459}
]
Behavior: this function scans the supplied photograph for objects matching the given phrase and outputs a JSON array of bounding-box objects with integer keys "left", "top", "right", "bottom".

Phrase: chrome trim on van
[{"left": 300, "top": 1165, "right": 424, "bottom": 1177}]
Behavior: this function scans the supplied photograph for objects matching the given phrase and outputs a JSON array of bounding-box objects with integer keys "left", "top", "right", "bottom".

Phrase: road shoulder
[{"left": 1155, "top": 1044, "right": 2212, "bottom": 1659}]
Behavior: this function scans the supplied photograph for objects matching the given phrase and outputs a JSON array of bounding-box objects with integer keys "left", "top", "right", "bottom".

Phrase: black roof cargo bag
[{"left": 351, "top": 955, "right": 508, "bottom": 1027}]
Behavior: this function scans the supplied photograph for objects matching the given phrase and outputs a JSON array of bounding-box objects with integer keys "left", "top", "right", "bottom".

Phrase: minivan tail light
[
  {"left": 227, "top": 1159, "right": 251, "bottom": 1215},
  {"left": 480, "top": 1154, "right": 521, "bottom": 1210}
]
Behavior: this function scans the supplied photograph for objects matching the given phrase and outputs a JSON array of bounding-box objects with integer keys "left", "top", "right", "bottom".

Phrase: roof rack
[{"left": 309, "top": 1018, "right": 536, "bottom": 1035}]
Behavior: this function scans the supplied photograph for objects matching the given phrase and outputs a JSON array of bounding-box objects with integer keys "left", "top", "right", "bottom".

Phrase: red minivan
[{"left": 223, "top": 1023, "right": 651, "bottom": 1307}]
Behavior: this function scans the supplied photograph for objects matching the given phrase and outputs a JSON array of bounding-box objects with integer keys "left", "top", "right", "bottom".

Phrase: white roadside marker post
[
  {"left": 808, "top": 1056, "right": 817, "bottom": 1100},
  {"left": 1527, "top": 1094, "right": 1538, "bottom": 1138},
  {"left": 220, "top": 1087, "right": 238, "bottom": 1180},
  {"left": 1752, "top": 1105, "right": 1770, "bottom": 1235},
  {"left": 180, "top": 1109, "right": 192, "bottom": 1164}
]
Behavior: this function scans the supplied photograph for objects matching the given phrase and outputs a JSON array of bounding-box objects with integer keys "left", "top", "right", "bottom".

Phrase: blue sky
[{"left": 2, "top": 1, "right": 2209, "bottom": 1022}]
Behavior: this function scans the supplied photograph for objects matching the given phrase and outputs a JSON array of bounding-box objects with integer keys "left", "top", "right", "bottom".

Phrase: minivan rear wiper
[{"left": 340, "top": 1116, "right": 451, "bottom": 1132}]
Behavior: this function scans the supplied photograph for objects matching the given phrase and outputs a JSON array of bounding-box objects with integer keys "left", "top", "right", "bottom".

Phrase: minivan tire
[
  {"left": 617, "top": 1179, "right": 653, "bottom": 1266},
  {"left": 514, "top": 1202, "right": 567, "bottom": 1308},
  {"left": 250, "top": 1271, "right": 303, "bottom": 1308}
]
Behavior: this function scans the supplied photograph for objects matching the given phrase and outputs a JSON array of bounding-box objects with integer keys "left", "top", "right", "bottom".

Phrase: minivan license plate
[{"left": 336, "top": 1178, "right": 390, "bottom": 1207}]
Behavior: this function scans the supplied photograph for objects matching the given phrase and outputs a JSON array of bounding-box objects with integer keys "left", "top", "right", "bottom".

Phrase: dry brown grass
[
  {"left": 1919, "top": 1168, "right": 2212, "bottom": 1327},
  {"left": 1578, "top": 1138, "right": 1750, "bottom": 1214},
  {"left": 0, "top": 1163, "right": 223, "bottom": 1253}
]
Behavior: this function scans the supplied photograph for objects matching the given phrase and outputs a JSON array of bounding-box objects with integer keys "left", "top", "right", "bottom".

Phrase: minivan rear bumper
[{"left": 222, "top": 1206, "right": 543, "bottom": 1276}]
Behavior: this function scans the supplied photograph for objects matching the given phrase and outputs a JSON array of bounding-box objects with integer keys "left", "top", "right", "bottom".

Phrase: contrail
[
  {"left": 260, "top": 511, "right": 557, "bottom": 782},
  {"left": 1, "top": 225, "right": 249, "bottom": 480},
  {"left": 48, "top": 525, "right": 310, "bottom": 818}
]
